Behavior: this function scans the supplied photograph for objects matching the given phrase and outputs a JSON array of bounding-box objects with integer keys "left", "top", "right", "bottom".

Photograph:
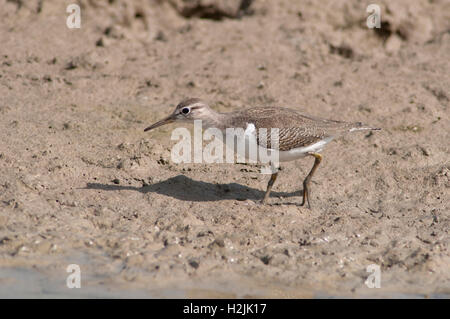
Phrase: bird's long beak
[{"left": 144, "top": 115, "right": 175, "bottom": 132}]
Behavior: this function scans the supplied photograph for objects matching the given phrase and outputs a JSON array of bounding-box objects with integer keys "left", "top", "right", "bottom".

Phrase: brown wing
[
  {"left": 258, "top": 127, "right": 325, "bottom": 151},
  {"left": 230, "top": 107, "right": 354, "bottom": 151}
]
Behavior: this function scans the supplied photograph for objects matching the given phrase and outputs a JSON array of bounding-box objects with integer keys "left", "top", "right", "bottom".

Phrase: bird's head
[{"left": 144, "top": 98, "right": 211, "bottom": 132}]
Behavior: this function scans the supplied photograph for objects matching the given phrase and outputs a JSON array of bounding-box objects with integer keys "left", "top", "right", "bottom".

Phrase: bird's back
[{"left": 227, "top": 107, "right": 362, "bottom": 151}]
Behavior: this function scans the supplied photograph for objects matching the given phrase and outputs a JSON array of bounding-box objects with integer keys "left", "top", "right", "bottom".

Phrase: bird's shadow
[{"left": 85, "top": 175, "right": 302, "bottom": 203}]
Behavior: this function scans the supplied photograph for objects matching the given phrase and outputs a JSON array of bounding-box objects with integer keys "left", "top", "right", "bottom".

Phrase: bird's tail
[{"left": 348, "top": 122, "right": 381, "bottom": 132}]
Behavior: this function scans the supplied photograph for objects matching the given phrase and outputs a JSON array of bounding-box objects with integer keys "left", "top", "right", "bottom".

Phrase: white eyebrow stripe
[{"left": 189, "top": 103, "right": 205, "bottom": 109}]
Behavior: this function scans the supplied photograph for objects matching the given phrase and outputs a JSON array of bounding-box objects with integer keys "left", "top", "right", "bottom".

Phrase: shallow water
[
  {"left": 1, "top": 267, "right": 448, "bottom": 299},
  {"left": 0, "top": 268, "right": 154, "bottom": 298}
]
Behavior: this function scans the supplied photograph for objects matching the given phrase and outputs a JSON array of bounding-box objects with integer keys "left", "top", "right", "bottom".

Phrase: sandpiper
[{"left": 144, "top": 98, "right": 380, "bottom": 208}]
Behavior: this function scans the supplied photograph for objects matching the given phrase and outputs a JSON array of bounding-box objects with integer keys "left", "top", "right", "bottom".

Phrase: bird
[{"left": 144, "top": 98, "right": 380, "bottom": 208}]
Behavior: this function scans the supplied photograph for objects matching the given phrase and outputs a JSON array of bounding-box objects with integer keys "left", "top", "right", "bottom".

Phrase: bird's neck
[{"left": 200, "top": 110, "right": 229, "bottom": 131}]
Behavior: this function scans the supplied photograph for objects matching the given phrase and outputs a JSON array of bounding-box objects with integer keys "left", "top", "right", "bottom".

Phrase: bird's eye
[{"left": 181, "top": 107, "right": 190, "bottom": 115}]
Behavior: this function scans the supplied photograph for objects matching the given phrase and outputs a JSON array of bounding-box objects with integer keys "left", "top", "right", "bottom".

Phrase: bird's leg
[
  {"left": 262, "top": 171, "right": 278, "bottom": 204},
  {"left": 261, "top": 163, "right": 279, "bottom": 204},
  {"left": 300, "top": 153, "right": 322, "bottom": 209}
]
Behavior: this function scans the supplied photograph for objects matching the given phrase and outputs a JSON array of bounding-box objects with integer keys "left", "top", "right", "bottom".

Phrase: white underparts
[
  {"left": 222, "top": 123, "right": 333, "bottom": 163},
  {"left": 276, "top": 136, "right": 334, "bottom": 162}
]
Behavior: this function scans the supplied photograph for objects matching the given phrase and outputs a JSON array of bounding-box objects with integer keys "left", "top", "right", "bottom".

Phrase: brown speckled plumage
[{"left": 226, "top": 106, "right": 364, "bottom": 151}]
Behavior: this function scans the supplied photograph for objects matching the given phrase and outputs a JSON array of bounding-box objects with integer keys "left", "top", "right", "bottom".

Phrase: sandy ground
[{"left": 0, "top": 0, "right": 449, "bottom": 298}]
